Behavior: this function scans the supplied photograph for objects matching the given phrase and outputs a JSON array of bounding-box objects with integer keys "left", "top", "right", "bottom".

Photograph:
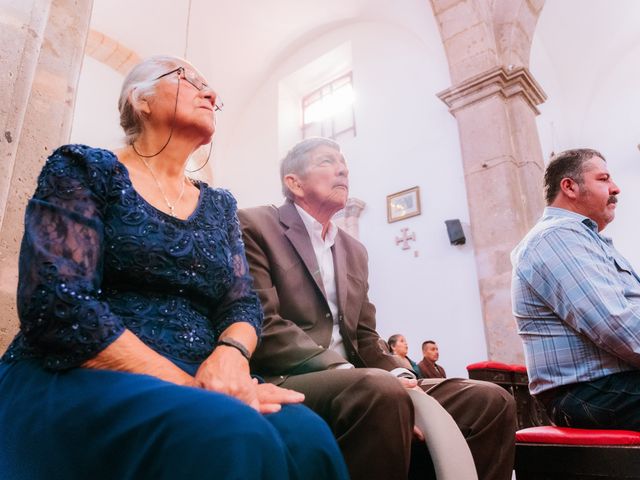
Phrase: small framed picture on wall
[{"left": 387, "top": 186, "right": 421, "bottom": 223}]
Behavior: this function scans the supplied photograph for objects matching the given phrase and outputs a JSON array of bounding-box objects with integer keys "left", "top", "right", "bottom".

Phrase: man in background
[{"left": 418, "top": 340, "right": 447, "bottom": 379}]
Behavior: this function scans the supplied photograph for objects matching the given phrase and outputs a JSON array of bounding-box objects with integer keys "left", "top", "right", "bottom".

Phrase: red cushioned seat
[
  {"left": 466, "top": 360, "right": 513, "bottom": 371},
  {"left": 466, "top": 361, "right": 550, "bottom": 430},
  {"left": 515, "top": 426, "right": 640, "bottom": 479},
  {"left": 517, "top": 426, "right": 640, "bottom": 445},
  {"left": 509, "top": 364, "right": 528, "bottom": 373}
]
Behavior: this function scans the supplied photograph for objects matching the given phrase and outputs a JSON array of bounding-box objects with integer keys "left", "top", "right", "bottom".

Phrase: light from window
[{"left": 302, "top": 73, "right": 356, "bottom": 140}]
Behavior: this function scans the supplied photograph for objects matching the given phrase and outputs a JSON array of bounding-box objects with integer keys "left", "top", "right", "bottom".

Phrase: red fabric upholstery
[
  {"left": 466, "top": 361, "right": 512, "bottom": 371},
  {"left": 516, "top": 426, "right": 640, "bottom": 446},
  {"left": 467, "top": 361, "right": 528, "bottom": 373}
]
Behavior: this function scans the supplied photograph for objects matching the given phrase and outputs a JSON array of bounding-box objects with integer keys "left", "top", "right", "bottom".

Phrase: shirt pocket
[{"left": 612, "top": 258, "right": 640, "bottom": 297}]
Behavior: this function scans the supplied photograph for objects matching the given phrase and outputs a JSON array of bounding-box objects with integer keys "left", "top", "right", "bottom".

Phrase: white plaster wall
[
  {"left": 219, "top": 19, "right": 487, "bottom": 376},
  {"left": 70, "top": 56, "right": 124, "bottom": 149}
]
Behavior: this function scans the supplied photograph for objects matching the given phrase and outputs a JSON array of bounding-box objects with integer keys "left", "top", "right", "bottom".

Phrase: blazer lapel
[
  {"left": 333, "top": 232, "right": 349, "bottom": 319},
  {"left": 279, "top": 202, "right": 327, "bottom": 299}
]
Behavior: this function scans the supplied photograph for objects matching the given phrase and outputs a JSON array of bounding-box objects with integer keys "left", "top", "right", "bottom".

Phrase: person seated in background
[
  {"left": 388, "top": 334, "right": 422, "bottom": 378},
  {"left": 239, "top": 137, "right": 517, "bottom": 480},
  {"left": 0, "top": 56, "right": 348, "bottom": 480},
  {"left": 418, "top": 340, "right": 447, "bottom": 379},
  {"left": 512, "top": 148, "right": 640, "bottom": 430}
]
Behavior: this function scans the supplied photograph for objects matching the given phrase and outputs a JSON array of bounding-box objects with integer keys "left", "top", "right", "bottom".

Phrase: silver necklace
[{"left": 139, "top": 156, "right": 187, "bottom": 218}]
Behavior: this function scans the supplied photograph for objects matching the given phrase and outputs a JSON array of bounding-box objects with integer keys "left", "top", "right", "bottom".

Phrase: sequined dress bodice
[{"left": 3, "top": 145, "right": 262, "bottom": 370}]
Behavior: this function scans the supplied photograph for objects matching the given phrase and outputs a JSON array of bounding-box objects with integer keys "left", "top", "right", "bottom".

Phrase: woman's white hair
[{"left": 118, "top": 55, "right": 187, "bottom": 144}]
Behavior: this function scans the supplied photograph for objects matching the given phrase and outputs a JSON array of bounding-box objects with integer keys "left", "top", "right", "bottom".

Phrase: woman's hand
[
  {"left": 255, "top": 380, "right": 305, "bottom": 414},
  {"left": 83, "top": 329, "right": 200, "bottom": 387},
  {"left": 195, "top": 345, "right": 259, "bottom": 410}
]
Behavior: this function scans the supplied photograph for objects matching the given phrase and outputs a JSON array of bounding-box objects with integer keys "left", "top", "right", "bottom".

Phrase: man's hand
[
  {"left": 255, "top": 380, "right": 305, "bottom": 414},
  {"left": 398, "top": 377, "right": 419, "bottom": 390},
  {"left": 195, "top": 346, "right": 259, "bottom": 410}
]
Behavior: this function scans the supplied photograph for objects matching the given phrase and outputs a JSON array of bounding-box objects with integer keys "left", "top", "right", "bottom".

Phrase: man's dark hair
[
  {"left": 544, "top": 148, "right": 606, "bottom": 204},
  {"left": 387, "top": 334, "right": 402, "bottom": 349},
  {"left": 421, "top": 340, "right": 436, "bottom": 349}
]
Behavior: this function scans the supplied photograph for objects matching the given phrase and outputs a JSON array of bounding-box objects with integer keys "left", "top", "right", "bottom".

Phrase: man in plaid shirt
[{"left": 511, "top": 148, "right": 640, "bottom": 430}]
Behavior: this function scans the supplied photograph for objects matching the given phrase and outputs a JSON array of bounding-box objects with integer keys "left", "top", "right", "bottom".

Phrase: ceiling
[
  {"left": 88, "top": 0, "right": 434, "bottom": 125},
  {"left": 89, "top": 0, "right": 640, "bottom": 127}
]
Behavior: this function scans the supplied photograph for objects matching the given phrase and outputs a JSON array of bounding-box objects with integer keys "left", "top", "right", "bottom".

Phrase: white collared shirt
[
  {"left": 294, "top": 204, "right": 414, "bottom": 377},
  {"left": 294, "top": 204, "right": 350, "bottom": 364}
]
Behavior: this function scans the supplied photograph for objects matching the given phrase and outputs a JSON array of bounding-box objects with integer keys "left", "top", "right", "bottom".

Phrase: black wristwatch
[{"left": 216, "top": 338, "right": 251, "bottom": 361}]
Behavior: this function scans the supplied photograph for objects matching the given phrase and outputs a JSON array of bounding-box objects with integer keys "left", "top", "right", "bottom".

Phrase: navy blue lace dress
[{"left": 0, "top": 145, "right": 347, "bottom": 480}]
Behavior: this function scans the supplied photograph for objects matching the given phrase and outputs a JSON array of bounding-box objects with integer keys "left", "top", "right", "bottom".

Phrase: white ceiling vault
[
  {"left": 87, "top": 0, "right": 438, "bottom": 131},
  {"left": 88, "top": 0, "right": 640, "bottom": 131}
]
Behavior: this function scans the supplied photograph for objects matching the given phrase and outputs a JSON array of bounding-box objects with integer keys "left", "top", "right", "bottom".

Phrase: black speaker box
[{"left": 445, "top": 219, "right": 466, "bottom": 245}]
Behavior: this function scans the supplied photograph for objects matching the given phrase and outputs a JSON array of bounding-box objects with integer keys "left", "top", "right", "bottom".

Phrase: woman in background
[
  {"left": 388, "top": 333, "right": 422, "bottom": 378},
  {"left": 0, "top": 56, "right": 347, "bottom": 480}
]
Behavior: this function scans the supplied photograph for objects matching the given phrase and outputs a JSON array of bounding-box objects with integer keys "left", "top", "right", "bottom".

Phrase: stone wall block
[
  {"left": 506, "top": 96, "right": 545, "bottom": 225},
  {"left": 455, "top": 95, "right": 515, "bottom": 168},
  {"left": 444, "top": 23, "right": 500, "bottom": 82},
  {"left": 493, "top": 0, "right": 541, "bottom": 67},
  {"left": 0, "top": 0, "right": 93, "bottom": 354},
  {"left": 449, "top": 51, "right": 500, "bottom": 85},
  {"left": 0, "top": 0, "right": 52, "bottom": 232},
  {"left": 430, "top": 0, "right": 466, "bottom": 15},
  {"left": 478, "top": 271, "right": 523, "bottom": 362},
  {"left": 495, "top": 23, "right": 531, "bottom": 67},
  {"left": 436, "top": 0, "right": 483, "bottom": 41},
  {"left": 464, "top": 162, "right": 527, "bottom": 249}
]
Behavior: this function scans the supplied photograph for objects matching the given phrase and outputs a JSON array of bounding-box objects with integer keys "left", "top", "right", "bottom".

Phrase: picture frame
[{"left": 387, "top": 186, "right": 421, "bottom": 223}]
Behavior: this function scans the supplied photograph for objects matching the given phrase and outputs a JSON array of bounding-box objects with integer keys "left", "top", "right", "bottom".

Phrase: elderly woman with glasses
[{"left": 0, "top": 56, "right": 348, "bottom": 480}]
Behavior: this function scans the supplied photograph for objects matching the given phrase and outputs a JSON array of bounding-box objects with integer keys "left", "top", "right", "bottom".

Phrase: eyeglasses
[{"left": 155, "top": 66, "right": 224, "bottom": 112}]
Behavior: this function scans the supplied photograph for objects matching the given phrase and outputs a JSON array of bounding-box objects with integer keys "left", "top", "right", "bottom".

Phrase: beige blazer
[{"left": 239, "top": 201, "right": 404, "bottom": 382}]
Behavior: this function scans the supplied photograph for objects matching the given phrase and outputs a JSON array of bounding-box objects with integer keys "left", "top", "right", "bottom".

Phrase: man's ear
[
  {"left": 559, "top": 177, "right": 578, "bottom": 199},
  {"left": 284, "top": 174, "right": 303, "bottom": 198},
  {"left": 129, "top": 89, "right": 151, "bottom": 117}
]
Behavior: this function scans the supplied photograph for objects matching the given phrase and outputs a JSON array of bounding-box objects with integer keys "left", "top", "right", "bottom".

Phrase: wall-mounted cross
[{"left": 395, "top": 228, "right": 416, "bottom": 250}]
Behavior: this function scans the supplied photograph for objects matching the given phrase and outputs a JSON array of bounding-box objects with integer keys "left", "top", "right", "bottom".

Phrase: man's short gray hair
[
  {"left": 118, "top": 55, "right": 187, "bottom": 145},
  {"left": 280, "top": 137, "right": 340, "bottom": 199}
]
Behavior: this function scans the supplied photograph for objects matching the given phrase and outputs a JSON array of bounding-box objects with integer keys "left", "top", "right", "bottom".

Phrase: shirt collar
[
  {"left": 294, "top": 203, "right": 338, "bottom": 247},
  {"left": 543, "top": 206, "right": 599, "bottom": 233}
]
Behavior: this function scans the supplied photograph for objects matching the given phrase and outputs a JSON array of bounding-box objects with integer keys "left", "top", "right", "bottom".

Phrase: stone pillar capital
[
  {"left": 437, "top": 65, "right": 547, "bottom": 115},
  {"left": 343, "top": 197, "right": 366, "bottom": 217},
  {"left": 334, "top": 197, "right": 366, "bottom": 239}
]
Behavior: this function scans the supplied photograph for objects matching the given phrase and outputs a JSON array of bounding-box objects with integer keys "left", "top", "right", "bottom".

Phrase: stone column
[
  {"left": 0, "top": 0, "right": 52, "bottom": 232},
  {"left": 334, "top": 198, "right": 366, "bottom": 239},
  {"left": 430, "top": 0, "right": 546, "bottom": 362},
  {"left": 0, "top": 0, "right": 94, "bottom": 353}
]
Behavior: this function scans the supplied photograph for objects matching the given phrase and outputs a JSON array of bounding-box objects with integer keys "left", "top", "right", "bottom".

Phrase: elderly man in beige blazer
[{"left": 239, "top": 137, "right": 515, "bottom": 480}]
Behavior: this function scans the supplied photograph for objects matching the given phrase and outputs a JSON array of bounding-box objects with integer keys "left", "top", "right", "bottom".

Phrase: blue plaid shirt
[{"left": 511, "top": 207, "right": 640, "bottom": 395}]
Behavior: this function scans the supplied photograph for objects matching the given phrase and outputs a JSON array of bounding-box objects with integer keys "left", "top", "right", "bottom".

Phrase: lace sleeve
[
  {"left": 17, "top": 145, "right": 125, "bottom": 370},
  {"left": 210, "top": 190, "right": 263, "bottom": 339}
]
